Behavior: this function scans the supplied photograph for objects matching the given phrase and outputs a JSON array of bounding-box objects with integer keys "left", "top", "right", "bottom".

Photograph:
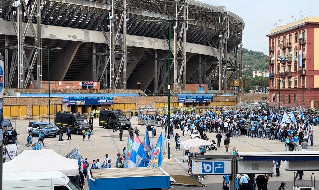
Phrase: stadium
[{"left": 0, "top": 0, "right": 244, "bottom": 92}]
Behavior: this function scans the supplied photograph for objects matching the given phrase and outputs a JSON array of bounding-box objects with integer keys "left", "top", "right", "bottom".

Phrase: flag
[
  {"left": 290, "top": 111, "right": 297, "bottom": 124},
  {"left": 127, "top": 134, "right": 145, "bottom": 168},
  {"left": 124, "top": 136, "right": 133, "bottom": 168},
  {"left": 149, "top": 133, "right": 164, "bottom": 168},
  {"left": 139, "top": 129, "right": 151, "bottom": 167},
  {"left": 281, "top": 112, "right": 289, "bottom": 124}
]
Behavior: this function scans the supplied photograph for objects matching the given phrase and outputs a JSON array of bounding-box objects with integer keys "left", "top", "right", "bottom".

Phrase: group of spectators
[{"left": 160, "top": 109, "right": 318, "bottom": 153}]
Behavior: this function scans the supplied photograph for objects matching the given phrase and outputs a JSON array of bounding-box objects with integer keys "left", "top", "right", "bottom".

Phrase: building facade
[{"left": 268, "top": 17, "right": 319, "bottom": 109}]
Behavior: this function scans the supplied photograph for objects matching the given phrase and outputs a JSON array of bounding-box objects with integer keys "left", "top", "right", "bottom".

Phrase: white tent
[
  {"left": 181, "top": 138, "right": 211, "bottom": 148},
  {"left": 4, "top": 149, "right": 78, "bottom": 176}
]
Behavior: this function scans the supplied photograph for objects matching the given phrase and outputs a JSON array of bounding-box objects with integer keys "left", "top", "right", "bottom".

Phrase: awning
[{"left": 238, "top": 151, "right": 319, "bottom": 162}]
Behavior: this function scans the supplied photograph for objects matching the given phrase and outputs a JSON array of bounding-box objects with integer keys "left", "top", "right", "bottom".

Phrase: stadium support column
[
  {"left": 199, "top": 55, "right": 203, "bottom": 84},
  {"left": 154, "top": 50, "right": 158, "bottom": 93},
  {"left": 109, "top": 0, "right": 115, "bottom": 89},
  {"left": 173, "top": 3, "right": 178, "bottom": 91},
  {"left": 239, "top": 43, "right": 243, "bottom": 94},
  {"left": 92, "top": 43, "right": 97, "bottom": 81},
  {"left": 17, "top": 0, "right": 23, "bottom": 88},
  {"left": 4, "top": 36, "right": 8, "bottom": 88},
  {"left": 218, "top": 33, "right": 223, "bottom": 91},
  {"left": 36, "top": 0, "right": 42, "bottom": 88},
  {"left": 122, "top": 0, "right": 127, "bottom": 89},
  {"left": 173, "top": 0, "right": 188, "bottom": 91}
]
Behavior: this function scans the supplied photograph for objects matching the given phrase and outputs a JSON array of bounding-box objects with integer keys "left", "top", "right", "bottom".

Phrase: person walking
[
  {"left": 82, "top": 129, "right": 86, "bottom": 141},
  {"left": 79, "top": 171, "right": 85, "bottom": 190},
  {"left": 58, "top": 129, "right": 63, "bottom": 141},
  {"left": 67, "top": 127, "right": 72, "bottom": 140},
  {"left": 87, "top": 129, "right": 91, "bottom": 140},
  {"left": 39, "top": 132, "right": 45, "bottom": 146},
  {"left": 275, "top": 161, "right": 281, "bottom": 177},
  {"left": 216, "top": 132, "right": 222, "bottom": 148},
  {"left": 12, "top": 129, "right": 17, "bottom": 144},
  {"left": 26, "top": 133, "right": 33, "bottom": 147},
  {"left": 83, "top": 161, "right": 88, "bottom": 178},
  {"left": 278, "top": 182, "right": 286, "bottom": 190},
  {"left": 224, "top": 137, "right": 230, "bottom": 153},
  {"left": 119, "top": 128, "right": 123, "bottom": 141}
]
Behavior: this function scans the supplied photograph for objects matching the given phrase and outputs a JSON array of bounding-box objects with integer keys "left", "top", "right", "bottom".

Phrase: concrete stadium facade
[{"left": 0, "top": 0, "right": 244, "bottom": 92}]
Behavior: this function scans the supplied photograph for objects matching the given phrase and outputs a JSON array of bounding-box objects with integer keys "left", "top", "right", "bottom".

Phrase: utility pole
[{"left": 0, "top": 53, "right": 4, "bottom": 190}]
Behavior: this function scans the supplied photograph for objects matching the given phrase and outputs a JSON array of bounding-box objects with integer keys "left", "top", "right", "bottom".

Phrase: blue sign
[
  {"left": 202, "top": 162, "right": 213, "bottom": 174},
  {"left": 66, "top": 96, "right": 114, "bottom": 105},
  {"left": 178, "top": 96, "right": 213, "bottom": 103},
  {"left": 214, "top": 162, "right": 225, "bottom": 174}
]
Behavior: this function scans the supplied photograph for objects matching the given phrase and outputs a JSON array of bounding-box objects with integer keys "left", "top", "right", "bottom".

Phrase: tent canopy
[
  {"left": 4, "top": 149, "right": 78, "bottom": 176},
  {"left": 181, "top": 138, "right": 211, "bottom": 148}
]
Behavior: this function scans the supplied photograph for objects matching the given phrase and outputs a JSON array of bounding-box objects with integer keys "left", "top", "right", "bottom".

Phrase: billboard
[
  {"left": 178, "top": 95, "right": 213, "bottom": 103},
  {"left": 66, "top": 96, "right": 114, "bottom": 105}
]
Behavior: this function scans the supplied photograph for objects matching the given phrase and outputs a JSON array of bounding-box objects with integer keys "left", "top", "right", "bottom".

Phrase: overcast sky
[{"left": 199, "top": 0, "right": 319, "bottom": 55}]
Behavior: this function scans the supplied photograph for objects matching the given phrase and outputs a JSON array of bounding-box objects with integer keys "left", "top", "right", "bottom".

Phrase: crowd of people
[
  {"left": 140, "top": 108, "right": 318, "bottom": 190},
  {"left": 162, "top": 109, "right": 318, "bottom": 153}
]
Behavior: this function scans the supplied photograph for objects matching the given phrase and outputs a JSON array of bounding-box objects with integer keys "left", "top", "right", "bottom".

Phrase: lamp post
[
  {"left": 146, "top": 18, "right": 192, "bottom": 159},
  {"left": 47, "top": 47, "right": 62, "bottom": 123},
  {"left": 24, "top": 45, "right": 61, "bottom": 122}
]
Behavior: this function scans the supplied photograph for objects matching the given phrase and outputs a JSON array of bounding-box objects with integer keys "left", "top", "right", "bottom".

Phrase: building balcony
[
  {"left": 284, "top": 71, "right": 292, "bottom": 77},
  {"left": 298, "top": 69, "right": 306, "bottom": 75},
  {"left": 299, "top": 38, "right": 306, "bottom": 45}
]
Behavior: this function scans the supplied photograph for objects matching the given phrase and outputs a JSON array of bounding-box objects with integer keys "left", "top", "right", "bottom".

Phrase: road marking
[
  {"left": 108, "top": 129, "right": 120, "bottom": 153},
  {"left": 90, "top": 138, "right": 95, "bottom": 149},
  {"left": 68, "top": 139, "right": 72, "bottom": 153}
]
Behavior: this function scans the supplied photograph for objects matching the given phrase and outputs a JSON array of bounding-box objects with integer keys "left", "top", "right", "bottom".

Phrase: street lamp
[
  {"left": 146, "top": 18, "right": 193, "bottom": 159},
  {"left": 47, "top": 47, "right": 62, "bottom": 123},
  {"left": 24, "top": 45, "right": 62, "bottom": 122}
]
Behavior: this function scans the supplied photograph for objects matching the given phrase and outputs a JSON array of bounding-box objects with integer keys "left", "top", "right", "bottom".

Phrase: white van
[{"left": 4, "top": 171, "right": 78, "bottom": 190}]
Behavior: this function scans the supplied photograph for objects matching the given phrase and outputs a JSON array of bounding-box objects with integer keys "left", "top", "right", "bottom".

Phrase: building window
[
  {"left": 288, "top": 79, "right": 292, "bottom": 88},
  {"left": 278, "top": 94, "right": 280, "bottom": 102},
  {"left": 302, "top": 95, "right": 305, "bottom": 103},
  {"left": 294, "top": 78, "right": 297, "bottom": 88},
  {"left": 271, "top": 79, "right": 274, "bottom": 88},
  {"left": 294, "top": 94, "right": 297, "bottom": 103},
  {"left": 288, "top": 95, "right": 291, "bottom": 103},
  {"left": 283, "top": 80, "right": 286, "bottom": 88},
  {"left": 283, "top": 95, "right": 285, "bottom": 103},
  {"left": 295, "top": 32, "right": 298, "bottom": 43}
]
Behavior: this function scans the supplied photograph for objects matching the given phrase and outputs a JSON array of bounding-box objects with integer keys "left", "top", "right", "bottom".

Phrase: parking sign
[
  {"left": 202, "top": 162, "right": 213, "bottom": 174},
  {"left": 193, "top": 160, "right": 232, "bottom": 175}
]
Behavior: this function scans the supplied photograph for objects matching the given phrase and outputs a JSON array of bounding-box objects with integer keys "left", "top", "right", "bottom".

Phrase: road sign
[{"left": 193, "top": 160, "right": 232, "bottom": 175}]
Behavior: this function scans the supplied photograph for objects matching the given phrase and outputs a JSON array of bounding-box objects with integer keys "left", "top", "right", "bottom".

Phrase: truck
[
  {"left": 4, "top": 171, "right": 79, "bottom": 190},
  {"left": 99, "top": 110, "right": 131, "bottom": 130},
  {"left": 55, "top": 112, "right": 92, "bottom": 134}
]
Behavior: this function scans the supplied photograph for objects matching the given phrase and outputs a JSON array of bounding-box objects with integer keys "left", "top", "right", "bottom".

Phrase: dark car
[
  {"left": 99, "top": 110, "right": 131, "bottom": 130},
  {"left": 55, "top": 112, "right": 92, "bottom": 134},
  {"left": 28, "top": 122, "right": 59, "bottom": 137},
  {"left": 2, "top": 119, "right": 16, "bottom": 144}
]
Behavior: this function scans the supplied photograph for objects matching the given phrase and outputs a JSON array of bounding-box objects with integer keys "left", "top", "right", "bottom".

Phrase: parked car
[
  {"left": 28, "top": 122, "right": 59, "bottom": 137},
  {"left": 2, "top": 119, "right": 16, "bottom": 144},
  {"left": 55, "top": 112, "right": 92, "bottom": 134},
  {"left": 99, "top": 110, "right": 131, "bottom": 130}
]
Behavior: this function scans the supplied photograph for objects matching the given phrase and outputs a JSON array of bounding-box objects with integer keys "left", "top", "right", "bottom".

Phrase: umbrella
[{"left": 181, "top": 138, "right": 211, "bottom": 149}]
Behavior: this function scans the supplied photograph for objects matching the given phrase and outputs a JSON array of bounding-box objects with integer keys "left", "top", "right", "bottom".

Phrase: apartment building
[{"left": 268, "top": 17, "right": 319, "bottom": 109}]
